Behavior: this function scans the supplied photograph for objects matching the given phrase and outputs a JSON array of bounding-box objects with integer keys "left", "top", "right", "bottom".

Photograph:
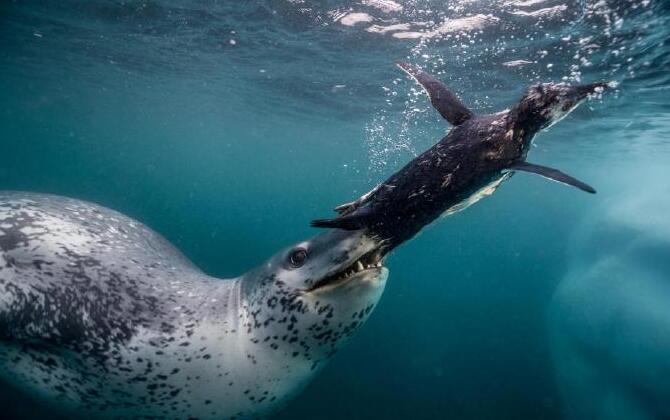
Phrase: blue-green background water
[{"left": 1, "top": 0, "right": 669, "bottom": 418}]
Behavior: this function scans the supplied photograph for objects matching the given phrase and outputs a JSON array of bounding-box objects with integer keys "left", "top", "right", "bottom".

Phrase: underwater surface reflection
[{"left": 1, "top": 0, "right": 669, "bottom": 418}]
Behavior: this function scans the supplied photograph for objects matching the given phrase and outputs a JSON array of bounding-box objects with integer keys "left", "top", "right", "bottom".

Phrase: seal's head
[
  {"left": 240, "top": 229, "right": 387, "bottom": 364},
  {"left": 511, "top": 81, "right": 611, "bottom": 133}
]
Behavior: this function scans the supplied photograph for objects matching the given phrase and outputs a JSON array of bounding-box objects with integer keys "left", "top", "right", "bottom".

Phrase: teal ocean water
[{"left": 1, "top": 0, "right": 669, "bottom": 418}]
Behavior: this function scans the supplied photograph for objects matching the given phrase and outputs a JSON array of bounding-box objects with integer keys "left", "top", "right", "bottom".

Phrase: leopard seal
[{"left": 0, "top": 192, "right": 387, "bottom": 419}]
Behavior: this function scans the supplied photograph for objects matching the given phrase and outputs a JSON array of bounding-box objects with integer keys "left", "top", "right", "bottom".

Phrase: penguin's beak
[{"left": 571, "top": 81, "right": 612, "bottom": 101}]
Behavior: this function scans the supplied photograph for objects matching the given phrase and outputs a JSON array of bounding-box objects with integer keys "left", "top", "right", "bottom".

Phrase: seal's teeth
[{"left": 356, "top": 261, "right": 365, "bottom": 272}]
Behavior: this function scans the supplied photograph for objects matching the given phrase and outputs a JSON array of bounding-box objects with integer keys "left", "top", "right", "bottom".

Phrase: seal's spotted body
[{"left": 0, "top": 192, "right": 387, "bottom": 419}]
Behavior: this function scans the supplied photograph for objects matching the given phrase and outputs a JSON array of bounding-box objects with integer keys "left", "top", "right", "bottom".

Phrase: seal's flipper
[
  {"left": 396, "top": 61, "right": 473, "bottom": 125},
  {"left": 511, "top": 162, "right": 596, "bottom": 194}
]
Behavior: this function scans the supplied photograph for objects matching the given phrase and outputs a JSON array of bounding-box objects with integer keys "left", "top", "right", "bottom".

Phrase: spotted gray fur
[{"left": 0, "top": 192, "right": 388, "bottom": 419}]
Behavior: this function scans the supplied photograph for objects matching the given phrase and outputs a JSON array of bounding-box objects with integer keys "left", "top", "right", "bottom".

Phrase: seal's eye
[{"left": 288, "top": 248, "right": 308, "bottom": 268}]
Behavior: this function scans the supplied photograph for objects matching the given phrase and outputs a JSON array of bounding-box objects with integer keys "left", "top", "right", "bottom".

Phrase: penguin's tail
[{"left": 310, "top": 214, "right": 366, "bottom": 231}]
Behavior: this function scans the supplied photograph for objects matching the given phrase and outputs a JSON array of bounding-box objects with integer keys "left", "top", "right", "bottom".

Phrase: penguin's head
[{"left": 512, "top": 81, "right": 612, "bottom": 132}]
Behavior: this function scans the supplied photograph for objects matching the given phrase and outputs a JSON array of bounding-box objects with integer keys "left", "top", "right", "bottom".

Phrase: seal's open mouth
[{"left": 308, "top": 249, "right": 384, "bottom": 291}]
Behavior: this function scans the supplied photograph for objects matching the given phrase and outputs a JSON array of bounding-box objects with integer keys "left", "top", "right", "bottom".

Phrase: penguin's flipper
[
  {"left": 396, "top": 61, "right": 473, "bottom": 126},
  {"left": 511, "top": 161, "right": 596, "bottom": 194}
]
